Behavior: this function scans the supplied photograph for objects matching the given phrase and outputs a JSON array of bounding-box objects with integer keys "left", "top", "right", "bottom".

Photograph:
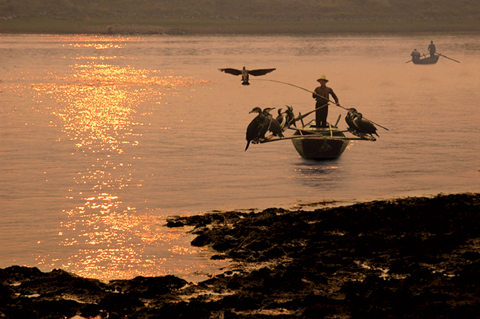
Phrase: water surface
[{"left": 1, "top": 34, "right": 479, "bottom": 281}]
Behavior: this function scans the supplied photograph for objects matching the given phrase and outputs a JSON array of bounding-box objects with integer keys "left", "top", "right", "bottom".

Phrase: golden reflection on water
[
  {"left": 70, "top": 43, "right": 125, "bottom": 50},
  {"left": 27, "top": 36, "right": 210, "bottom": 280}
]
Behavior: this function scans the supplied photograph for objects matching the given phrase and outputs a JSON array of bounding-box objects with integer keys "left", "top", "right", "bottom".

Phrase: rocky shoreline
[{"left": 2, "top": 193, "right": 480, "bottom": 318}]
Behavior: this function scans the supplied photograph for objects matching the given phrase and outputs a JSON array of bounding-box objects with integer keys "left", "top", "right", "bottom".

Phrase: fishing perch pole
[
  {"left": 255, "top": 78, "right": 348, "bottom": 111},
  {"left": 294, "top": 103, "right": 328, "bottom": 122},
  {"left": 254, "top": 78, "right": 389, "bottom": 131}
]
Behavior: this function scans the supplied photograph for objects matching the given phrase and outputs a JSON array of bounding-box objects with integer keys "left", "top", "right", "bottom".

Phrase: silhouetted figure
[
  {"left": 312, "top": 75, "right": 340, "bottom": 128},
  {"left": 411, "top": 49, "right": 421, "bottom": 61},
  {"left": 428, "top": 41, "right": 436, "bottom": 58}
]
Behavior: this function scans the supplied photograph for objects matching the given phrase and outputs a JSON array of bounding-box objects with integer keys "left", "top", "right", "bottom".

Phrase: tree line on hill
[{"left": 1, "top": 0, "right": 479, "bottom": 22}]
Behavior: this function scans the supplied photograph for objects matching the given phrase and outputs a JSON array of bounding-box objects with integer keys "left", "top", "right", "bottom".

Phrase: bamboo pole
[
  {"left": 259, "top": 135, "right": 371, "bottom": 144},
  {"left": 254, "top": 78, "right": 389, "bottom": 131}
]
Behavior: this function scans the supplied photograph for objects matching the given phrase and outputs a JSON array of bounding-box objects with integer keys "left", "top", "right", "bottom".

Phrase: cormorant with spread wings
[{"left": 219, "top": 66, "right": 276, "bottom": 85}]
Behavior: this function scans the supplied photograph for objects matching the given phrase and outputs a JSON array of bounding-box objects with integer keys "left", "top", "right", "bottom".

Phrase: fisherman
[
  {"left": 312, "top": 75, "right": 340, "bottom": 128},
  {"left": 428, "top": 41, "right": 436, "bottom": 58},
  {"left": 411, "top": 49, "right": 421, "bottom": 60}
]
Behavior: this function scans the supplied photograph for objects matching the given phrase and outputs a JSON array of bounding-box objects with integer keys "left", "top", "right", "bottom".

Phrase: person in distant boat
[
  {"left": 428, "top": 41, "right": 436, "bottom": 58},
  {"left": 411, "top": 49, "right": 421, "bottom": 60},
  {"left": 312, "top": 75, "right": 340, "bottom": 128}
]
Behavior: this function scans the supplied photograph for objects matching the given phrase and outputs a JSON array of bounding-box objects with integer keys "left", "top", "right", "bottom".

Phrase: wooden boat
[
  {"left": 259, "top": 114, "right": 377, "bottom": 160},
  {"left": 290, "top": 120, "right": 351, "bottom": 160},
  {"left": 412, "top": 55, "right": 439, "bottom": 65}
]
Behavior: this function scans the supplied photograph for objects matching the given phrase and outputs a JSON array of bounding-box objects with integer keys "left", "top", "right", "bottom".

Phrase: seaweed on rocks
[{"left": 2, "top": 193, "right": 480, "bottom": 318}]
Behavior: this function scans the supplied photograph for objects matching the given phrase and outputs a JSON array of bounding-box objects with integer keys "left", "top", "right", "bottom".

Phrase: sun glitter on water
[{"left": 23, "top": 37, "right": 211, "bottom": 280}]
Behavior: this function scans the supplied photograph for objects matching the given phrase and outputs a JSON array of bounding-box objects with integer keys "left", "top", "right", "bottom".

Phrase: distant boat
[{"left": 412, "top": 55, "right": 439, "bottom": 65}]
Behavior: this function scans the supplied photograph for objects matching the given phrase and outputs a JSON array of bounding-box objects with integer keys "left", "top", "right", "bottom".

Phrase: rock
[{"left": 3, "top": 193, "right": 480, "bottom": 318}]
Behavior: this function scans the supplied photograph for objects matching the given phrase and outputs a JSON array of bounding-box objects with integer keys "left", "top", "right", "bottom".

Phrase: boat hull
[
  {"left": 292, "top": 137, "right": 349, "bottom": 159},
  {"left": 412, "top": 55, "right": 439, "bottom": 64},
  {"left": 291, "top": 121, "right": 349, "bottom": 160}
]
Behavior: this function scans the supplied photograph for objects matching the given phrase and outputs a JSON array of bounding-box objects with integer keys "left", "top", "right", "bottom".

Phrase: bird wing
[
  {"left": 354, "top": 117, "right": 377, "bottom": 135},
  {"left": 258, "top": 116, "right": 271, "bottom": 138},
  {"left": 247, "top": 68, "right": 276, "bottom": 76},
  {"left": 219, "top": 68, "right": 243, "bottom": 76},
  {"left": 270, "top": 119, "right": 285, "bottom": 137},
  {"left": 246, "top": 114, "right": 266, "bottom": 140}
]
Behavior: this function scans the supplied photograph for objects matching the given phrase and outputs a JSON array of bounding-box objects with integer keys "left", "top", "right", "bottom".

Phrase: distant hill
[
  {"left": 1, "top": 0, "right": 479, "bottom": 34},
  {"left": 2, "top": 0, "right": 479, "bottom": 21}
]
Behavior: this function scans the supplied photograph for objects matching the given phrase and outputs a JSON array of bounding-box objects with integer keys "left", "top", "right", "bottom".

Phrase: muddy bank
[{"left": 2, "top": 193, "right": 480, "bottom": 318}]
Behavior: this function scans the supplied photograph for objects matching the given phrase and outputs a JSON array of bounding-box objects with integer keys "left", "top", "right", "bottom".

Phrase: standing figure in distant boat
[
  {"left": 428, "top": 41, "right": 436, "bottom": 58},
  {"left": 312, "top": 75, "right": 340, "bottom": 128},
  {"left": 411, "top": 49, "right": 420, "bottom": 61}
]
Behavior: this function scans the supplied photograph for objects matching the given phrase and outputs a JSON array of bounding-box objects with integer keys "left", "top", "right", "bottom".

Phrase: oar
[
  {"left": 288, "top": 126, "right": 350, "bottom": 134},
  {"left": 439, "top": 53, "right": 460, "bottom": 63},
  {"left": 405, "top": 60, "right": 412, "bottom": 63},
  {"left": 254, "top": 78, "right": 389, "bottom": 131}
]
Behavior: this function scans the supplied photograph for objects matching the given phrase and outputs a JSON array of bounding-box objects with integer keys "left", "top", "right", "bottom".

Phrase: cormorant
[
  {"left": 219, "top": 66, "right": 276, "bottom": 85},
  {"left": 353, "top": 112, "right": 379, "bottom": 138},
  {"left": 285, "top": 105, "right": 296, "bottom": 128},
  {"left": 245, "top": 107, "right": 284, "bottom": 151},
  {"left": 260, "top": 107, "right": 284, "bottom": 139},
  {"left": 276, "top": 108, "right": 288, "bottom": 129},
  {"left": 245, "top": 107, "right": 266, "bottom": 151},
  {"left": 345, "top": 108, "right": 358, "bottom": 131},
  {"left": 275, "top": 105, "right": 296, "bottom": 131}
]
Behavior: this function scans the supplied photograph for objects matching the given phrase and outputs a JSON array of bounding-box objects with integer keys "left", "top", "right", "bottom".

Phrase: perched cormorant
[
  {"left": 285, "top": 105, "right": 296, "bottom": 128},
  {"left": 219, "top": 66, "right": 276, "bottom": 85},
  {"left": 275, "top": 105, "right": 296, "bottom": 131},
  {"left": 245, "top": 107, "right": 266, "bottom": 151},
  {"left": 276, "top": 108, "right": 288, "bottom": 129},
  {"left": 345, "top": 108, "right": 358, "bottom": 131},
  {"left": 245, "top": 107, "right": 284, "bottom": 151},
  {"left": 353, "top": 112, "right": 379, "bottom": 138},
  {"left": 260, "top": 107, "right": 284, "bottom": 139}
]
